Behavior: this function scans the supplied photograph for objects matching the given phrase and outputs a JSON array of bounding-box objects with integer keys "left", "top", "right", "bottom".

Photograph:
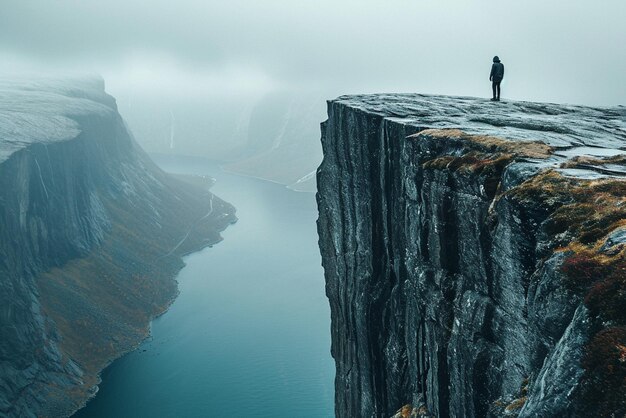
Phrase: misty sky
[{"left": 1, "top": 0, "right": 625, "bottom": 106}]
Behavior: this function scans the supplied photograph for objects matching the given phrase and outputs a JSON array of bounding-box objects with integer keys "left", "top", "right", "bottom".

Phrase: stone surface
[
  {"left": 0, "top": 76, "right": 236, "bottom": 417},
  {"left": 316, "top": 94, "right": 625, "bottom": 417}
]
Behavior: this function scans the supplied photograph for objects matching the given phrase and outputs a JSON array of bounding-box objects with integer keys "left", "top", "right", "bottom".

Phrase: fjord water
[{"left": 75, "top": 156, "right": 334, "bottom": 418}]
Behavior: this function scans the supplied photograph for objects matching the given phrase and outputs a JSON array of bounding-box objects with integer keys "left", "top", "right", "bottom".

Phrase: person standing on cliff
[{"left": 490, "top": 56, "right": 505, "bottom": 101}]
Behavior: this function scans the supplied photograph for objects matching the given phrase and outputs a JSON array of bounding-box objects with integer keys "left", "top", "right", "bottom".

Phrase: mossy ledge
[{"left": 415, "top": 128, "right": 553, "bottom": 201}]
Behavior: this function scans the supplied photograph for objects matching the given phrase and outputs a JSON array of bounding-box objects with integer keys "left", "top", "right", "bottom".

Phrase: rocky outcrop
[
  {"left": 0, "top": 76, "right": 236, "bottom": 417},
  {"left": 316, "top": 94, "right": 626, "bottom": 417}
]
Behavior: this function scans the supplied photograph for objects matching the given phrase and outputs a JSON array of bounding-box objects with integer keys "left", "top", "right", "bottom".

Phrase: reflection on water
[{"left": 74, "top": 156, "right": 334, "bottom": 418}]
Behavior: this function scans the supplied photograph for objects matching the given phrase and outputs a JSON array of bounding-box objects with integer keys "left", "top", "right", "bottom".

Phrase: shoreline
[{"left": 71, "top": 226, "right": 231, "bottom": 417}]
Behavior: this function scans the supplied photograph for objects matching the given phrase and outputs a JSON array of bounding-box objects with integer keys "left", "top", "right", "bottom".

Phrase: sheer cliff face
[
  {"left": 316, "top": 95, "right": 626, "bottom": 417},
  {"left": 0, "top": 77, "right": 236, "bottom": 417}
]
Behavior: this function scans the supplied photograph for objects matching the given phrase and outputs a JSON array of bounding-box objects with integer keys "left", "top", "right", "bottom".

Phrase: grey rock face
[
  {"left": 316, "top": 94, "right": 625, "bottom": 417},
  {"left": 0, "top": 76, "right": 235, "bottom": 417}
]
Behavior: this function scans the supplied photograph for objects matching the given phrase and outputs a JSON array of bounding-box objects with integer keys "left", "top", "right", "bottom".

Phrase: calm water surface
[{"left": 75, "top": 156, "right": 334, "bottom": 418}]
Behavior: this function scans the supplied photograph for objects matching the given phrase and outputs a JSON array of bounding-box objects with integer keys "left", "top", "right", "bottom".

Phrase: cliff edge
[
  {"left": 0, "top": 76, "right": 236, "bottom": 417},
  {"left": 316, "top": 94, "right": 626, "bottom": 417}
]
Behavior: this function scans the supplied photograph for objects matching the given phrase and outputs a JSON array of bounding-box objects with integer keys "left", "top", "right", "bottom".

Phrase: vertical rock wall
[{"left": 317, "top": 96, "right": 625, "bottom": 417}]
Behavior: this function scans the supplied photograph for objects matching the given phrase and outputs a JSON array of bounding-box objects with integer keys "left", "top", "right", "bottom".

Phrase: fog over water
[
  {"left": 1, "top": 2, "right": 625, "bottom": 415},
  {"left": 1, "top": 1, "right": 625, "bottom": 159},
  {"left": 73, "top": 158, "right": 334, "bottom": 417},
  {"left": 1, "top": 1, "right": 625, "bottom": 102}
]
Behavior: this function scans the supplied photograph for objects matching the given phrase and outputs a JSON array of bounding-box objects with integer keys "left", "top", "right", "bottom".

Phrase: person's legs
[
  {"left": 496, "top": 81, "right": 501, "bottom": 100},
  {"left": 492, "top": 82, "right": 497, "bottom": 100}
]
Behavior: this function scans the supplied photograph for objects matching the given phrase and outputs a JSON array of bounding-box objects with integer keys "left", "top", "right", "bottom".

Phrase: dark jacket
[{"left": 490, "top": 60, "right": 505, "bottom": 82}]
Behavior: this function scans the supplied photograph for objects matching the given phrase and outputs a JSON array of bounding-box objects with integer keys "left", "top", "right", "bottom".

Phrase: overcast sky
[{"left": 1, "top": 0, "right": 625, "bottom": 105}]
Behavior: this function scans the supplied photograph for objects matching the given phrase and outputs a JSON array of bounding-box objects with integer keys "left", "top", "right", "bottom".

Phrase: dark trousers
[{"left": 492, "top": 81, "right": 501, "bottom": 99}]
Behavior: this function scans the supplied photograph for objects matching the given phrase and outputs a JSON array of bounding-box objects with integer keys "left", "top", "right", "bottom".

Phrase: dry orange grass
[
  {"left": 504, "top": 396, "right": 528, "bottom": 413},
  {"left": 560, "top": 154, "right": 626, "bottom": 169},
  {"left": 409, "top": 128, "right": 553, "bottom": 159},
  {"left": 508, "top": 170, "right": 626, "bottom": 245}
]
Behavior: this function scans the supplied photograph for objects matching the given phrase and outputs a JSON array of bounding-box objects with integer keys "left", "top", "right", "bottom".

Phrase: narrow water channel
[{"left": 74, "top": 156, "right": 334, "bottom": 418}]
